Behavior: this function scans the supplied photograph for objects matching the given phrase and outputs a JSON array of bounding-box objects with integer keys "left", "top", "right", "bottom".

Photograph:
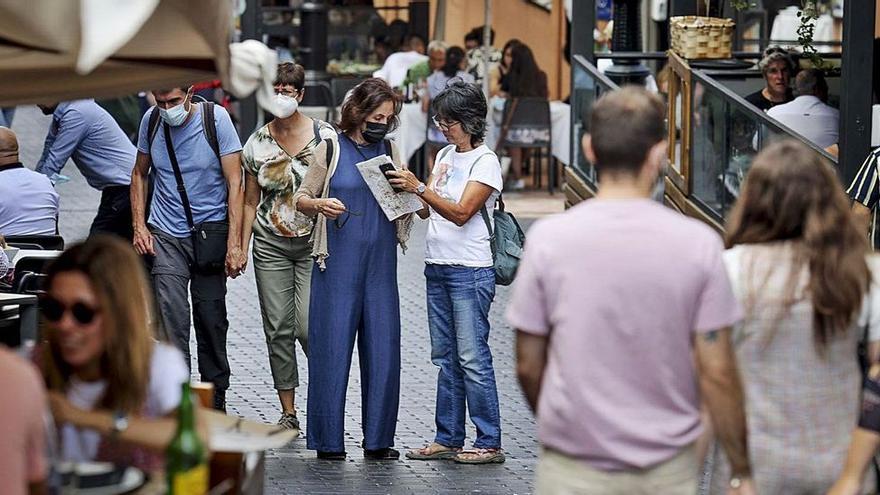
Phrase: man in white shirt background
[
  {"left": 373, "top": 34, "right": 428, "bottom": 89},
  {"left": 767, "top": 69, "right": 839, "bottom": 150}
]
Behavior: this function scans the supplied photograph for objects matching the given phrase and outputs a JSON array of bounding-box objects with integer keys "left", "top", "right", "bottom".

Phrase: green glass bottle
[{"left": 166, "top": 382, "right": 208, "bottom": 494}]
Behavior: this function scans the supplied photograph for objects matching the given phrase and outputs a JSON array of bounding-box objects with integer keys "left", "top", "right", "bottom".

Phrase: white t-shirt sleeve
[
  {"left": 468, "top": 153, "right": 503, "bottom": 192},
  {"left": 148, "top": 343, "right": 190, "bottom": 416}
]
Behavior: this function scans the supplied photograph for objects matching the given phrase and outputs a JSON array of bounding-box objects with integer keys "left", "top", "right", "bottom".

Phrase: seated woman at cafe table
[{"left": 40, "top": 236, "right": 206, "bottom": 472}]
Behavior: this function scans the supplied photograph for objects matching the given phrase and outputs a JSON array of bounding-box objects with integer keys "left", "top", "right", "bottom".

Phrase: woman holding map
[
  {"left": 294, "top": 78, "right": 410, "bottom": 461},
  {"left": 388, "top": 81, "right": 505, "bottom": 465}
]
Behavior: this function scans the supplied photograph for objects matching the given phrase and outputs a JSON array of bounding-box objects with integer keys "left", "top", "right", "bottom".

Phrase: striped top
[{"left": 847, "top": 147, "right": 880, "bottom": 250}]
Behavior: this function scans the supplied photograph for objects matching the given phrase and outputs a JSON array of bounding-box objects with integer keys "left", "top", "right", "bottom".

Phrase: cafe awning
[{"left": 0, "top": 0, "right": 232, "bottom": 106}]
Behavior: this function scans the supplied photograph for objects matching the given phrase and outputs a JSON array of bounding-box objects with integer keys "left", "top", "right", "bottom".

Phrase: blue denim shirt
[{"left": 36, "top": 100, "right": 136, "bottom": 190}]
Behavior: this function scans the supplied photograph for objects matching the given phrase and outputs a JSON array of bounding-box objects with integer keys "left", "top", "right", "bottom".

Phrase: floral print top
[{"left": 242, "top": 119, "right": 336, "bottom": 237}]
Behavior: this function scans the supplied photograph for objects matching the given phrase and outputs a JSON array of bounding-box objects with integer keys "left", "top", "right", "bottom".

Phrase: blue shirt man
[
  {"left": 0, "top": 127, "right": 59, "bottom": 236},
  {"left": 36, "top": 99, "right": 137, "bottom": 239},
  {"left": 135, "top": 102, "right": 240, "bottom": 237},
  {"left": 130, "top": 86, "right": 244, "bottom": 412}
]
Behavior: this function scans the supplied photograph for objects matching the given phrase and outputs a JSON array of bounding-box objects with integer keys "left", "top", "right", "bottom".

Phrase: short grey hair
[
  {"left": 427, "top": 40, "right": 448, "bottom": 54},
  {"left": 432, "top": 81, "right": 487, "bottom": 147},
  {"left": 758, "top": 46, "right": 795, "bottom": 74},
  {"left": 795, "top": 69, "right": 827, "bottom": 97}
]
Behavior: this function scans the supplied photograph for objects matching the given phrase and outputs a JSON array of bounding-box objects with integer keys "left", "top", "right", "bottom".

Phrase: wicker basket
[{"left": 670, "top": 16, "right": 735, "bottom": 59}]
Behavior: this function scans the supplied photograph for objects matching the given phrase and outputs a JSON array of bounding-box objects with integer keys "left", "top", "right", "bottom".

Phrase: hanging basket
[{"left": 670, "top": 16, "right": 735, "bottom": 60}]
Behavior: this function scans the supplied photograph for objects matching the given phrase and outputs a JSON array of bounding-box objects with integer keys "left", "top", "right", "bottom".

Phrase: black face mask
[{"left": 362, "top": 121, "right": 389, "bottom": 144}]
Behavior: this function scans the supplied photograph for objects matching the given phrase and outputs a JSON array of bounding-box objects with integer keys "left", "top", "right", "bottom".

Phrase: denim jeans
[{"left": 425, "top": 263, "right": 501, "bottom": 449}]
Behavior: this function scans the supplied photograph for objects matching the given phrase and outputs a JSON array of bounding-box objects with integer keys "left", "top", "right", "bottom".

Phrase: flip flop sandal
[
  {"left": 454, "top": 449, "right": 506, "bottom": 464},
  {"left": 405, "top": 444, "right": 462, "bottom": 460}
]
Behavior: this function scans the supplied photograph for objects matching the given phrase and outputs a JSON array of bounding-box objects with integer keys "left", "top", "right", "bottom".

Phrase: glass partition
[
  {"left": 570, "top": 55, "right": 620, "bottom": 187},
  {"left": 689, "top": 70, "right": 838, "bottom": 222}
]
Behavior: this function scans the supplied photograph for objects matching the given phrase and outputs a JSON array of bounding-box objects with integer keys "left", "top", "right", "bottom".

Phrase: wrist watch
[
  {"left": 416, "top": 183, "right": 426, "bottom": 196},
  {"left": 110, "top": 411, "right": 129, "bottom": 439},
  {"left": 729, "top": 477, "right": 743, "bottom": 489}
]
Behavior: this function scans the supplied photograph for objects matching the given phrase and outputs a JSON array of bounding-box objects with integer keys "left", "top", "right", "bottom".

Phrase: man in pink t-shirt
[
  {"left": 507, "top": 87, "right": 755, "bottom": 495},
  {"left": 0, "top": 346, "right": 47, "bottom": 495}
]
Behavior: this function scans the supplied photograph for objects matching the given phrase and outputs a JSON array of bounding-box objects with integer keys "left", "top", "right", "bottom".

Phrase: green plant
[{"left": 726, "top": 0, "right": 824, "bottom": 67}]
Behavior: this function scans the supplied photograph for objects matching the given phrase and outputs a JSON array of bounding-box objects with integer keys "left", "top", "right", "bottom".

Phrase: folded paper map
[{"left": 355, "top": 155, "right": 423, "bottom": 221}]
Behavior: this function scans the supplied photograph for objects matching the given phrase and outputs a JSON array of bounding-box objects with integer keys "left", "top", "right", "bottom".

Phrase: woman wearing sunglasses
[
  {"left": 39, "top": 236, "right": 196, "bottom": 471},
  {"left": 294, "top": 78, "right": 411, "bottom": 460},
  {"left": 240, "top": 62, "right": 337, "bottom": 433}
]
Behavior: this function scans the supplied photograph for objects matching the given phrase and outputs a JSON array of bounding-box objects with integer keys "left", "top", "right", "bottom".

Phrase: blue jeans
[{"left": 425, "top": 264, "right": 501, "bottom": 449}]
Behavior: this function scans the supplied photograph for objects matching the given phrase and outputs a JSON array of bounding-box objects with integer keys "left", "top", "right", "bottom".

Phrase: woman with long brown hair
[
  {"left": 41, "top": 236, "right": 194, "bottom": 472},
  {"left": 708, "top": 140, "right": 880, "bottom": 493},
  {"left": 294, "top": 78, "right": 411, "bottom": 460}
]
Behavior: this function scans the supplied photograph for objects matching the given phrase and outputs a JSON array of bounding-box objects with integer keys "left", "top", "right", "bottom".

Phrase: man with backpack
[{"left": 130, "top": 86, "right": 245, "bottom": 412}]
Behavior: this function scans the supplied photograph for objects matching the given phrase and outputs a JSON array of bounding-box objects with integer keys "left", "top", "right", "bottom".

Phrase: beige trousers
[{"left": 535, "top": 444, "right": 698, "bottom": 495}]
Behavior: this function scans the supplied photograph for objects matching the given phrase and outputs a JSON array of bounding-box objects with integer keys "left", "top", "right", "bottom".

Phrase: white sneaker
[{"left": 509, "top": 179, "right": 525, "bottom": 191}]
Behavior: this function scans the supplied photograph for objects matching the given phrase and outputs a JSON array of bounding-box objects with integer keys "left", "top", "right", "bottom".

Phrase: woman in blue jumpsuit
[{"left": 294, "top": 79, "right": 407, "bottom": 460}]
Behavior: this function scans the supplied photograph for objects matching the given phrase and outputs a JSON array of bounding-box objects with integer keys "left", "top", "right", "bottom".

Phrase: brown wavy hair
[
  {"left": 725, "top": 140, "right": 870, "bottom": 347},
  {"left": 41, "top": 236, "right": 156, "bottom": 414},
  {"left": 337, "top": 77, "right": 402, "bottom": 134}
]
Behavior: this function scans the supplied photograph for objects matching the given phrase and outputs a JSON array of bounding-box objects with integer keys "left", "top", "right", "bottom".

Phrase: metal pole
[
  {"left": 482, "top": 0, "right": 492, "bottom": 98},
  {"left": 433, "top": 0, "right": 447, "bottom": 41},
  {"left": 838, "top": 0, "right": 875, "bottom": 184}
]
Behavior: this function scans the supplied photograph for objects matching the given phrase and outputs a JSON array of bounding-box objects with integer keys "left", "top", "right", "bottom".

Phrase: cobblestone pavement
[{"left": 12, "top": 106, "right": 541, "bottom": 494}]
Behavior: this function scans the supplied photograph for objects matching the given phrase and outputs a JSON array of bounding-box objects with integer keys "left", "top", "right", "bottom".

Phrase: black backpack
[{"left": 145, "top": 101, "right": 221, "bottom": 162}]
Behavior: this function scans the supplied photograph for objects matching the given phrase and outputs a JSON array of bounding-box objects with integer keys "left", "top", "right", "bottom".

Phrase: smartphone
[{"left": 379, "top": 162, "right": 403, "bottom": 193}]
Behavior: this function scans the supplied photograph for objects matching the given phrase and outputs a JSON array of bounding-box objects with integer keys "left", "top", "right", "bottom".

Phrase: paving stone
[{"left": 13, "top": 104, "right": 540, "bottom": 494}]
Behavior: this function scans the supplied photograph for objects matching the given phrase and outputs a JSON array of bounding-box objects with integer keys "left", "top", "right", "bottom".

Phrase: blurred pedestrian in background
[
  {"left": 712, "top": 140, "right": 878, "bottom": 494},
  {"left": 509, "top": 87, "right": 754, "bottom": 495},
  {"left": 36, "top": 99, "right": 136, "bottom": 240}
]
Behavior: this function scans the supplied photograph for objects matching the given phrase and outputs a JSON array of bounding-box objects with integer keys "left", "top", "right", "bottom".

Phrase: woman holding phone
[{"left": 294, "top": 78, "right": 411, "bottom": 460}]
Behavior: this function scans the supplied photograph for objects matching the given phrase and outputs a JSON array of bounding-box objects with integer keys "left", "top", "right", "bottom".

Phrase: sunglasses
[
  {"left": 41, "top": 297, "right": 100, "bottom": 325},
  {"left": 333, "top": 209, "right": 363, "bottom": 229}
]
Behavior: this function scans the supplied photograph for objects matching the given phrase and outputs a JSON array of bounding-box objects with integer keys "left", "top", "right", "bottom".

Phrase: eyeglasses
[
  {"left": 334, "top": 209, "right": 363, "bottom": 229},
  {"left": 274, "top": 87, "right": 301, "bottom": 98},
  {"left": 431, "top": 116, "right": 461, "bottom": 132},
  {"left": 41, "top": 297, "right": 100, "bottom": 325}
]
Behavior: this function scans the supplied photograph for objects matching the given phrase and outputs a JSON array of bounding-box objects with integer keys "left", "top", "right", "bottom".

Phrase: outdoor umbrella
[{"left": 0, "top": 0, "right": 232, "bottom": 106}]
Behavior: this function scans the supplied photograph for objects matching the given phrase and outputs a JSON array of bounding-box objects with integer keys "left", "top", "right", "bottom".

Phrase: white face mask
[
  {"left": 272, "top": 93, "right": 299, "bottom": 119},
  {"left": 159, "top": 94, "right": 190, "bottom": 127}
]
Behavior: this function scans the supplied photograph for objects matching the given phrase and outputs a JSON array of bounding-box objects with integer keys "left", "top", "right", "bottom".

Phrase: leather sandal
[
  {"left": 405, "top": 443, "right": 462, "bottom": 460},
  {"left": 454, "top": 448, "right": 506, "bottom": 464}
]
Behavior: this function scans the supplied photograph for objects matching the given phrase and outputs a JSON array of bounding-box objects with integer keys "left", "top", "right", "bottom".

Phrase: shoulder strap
[
  {"left": 436, "top": 145, "right": 454, "bottom": 166},
  {"left": 162, "top": 123, "right": 196, "bottom": 232},
  {"left": 147, "top": 107, "right": 161, "bottom": 151},
  {"left": 323, "top": 137, "right": 335, "bottom": 169},
  {"left": 200, "top": 102, "right": 221, "bottom": 163},
  {"left": 384, "top": 139, "right": 394, "bottom": 164}
]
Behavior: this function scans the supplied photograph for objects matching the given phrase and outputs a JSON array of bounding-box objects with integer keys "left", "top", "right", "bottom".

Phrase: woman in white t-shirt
[
  {"left": 389, "top": 81, "right": 505, "bottom": 464},
  {"left": 38, "top": 236, "right": 194, "bottom": 472}
]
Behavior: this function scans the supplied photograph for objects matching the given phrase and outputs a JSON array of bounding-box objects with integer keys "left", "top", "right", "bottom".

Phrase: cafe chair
[
  {"left": 499, "top": 97, "right": 556, "bottom": 194},
  {"left": 4, "top": 234, "right": 64, "bottom": 251},
  {"left": 331, "top": 77, "right": 364, "bottom": 109},
  {"left": 12, "top": 257, "right": 53, "bottom": 293}
]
